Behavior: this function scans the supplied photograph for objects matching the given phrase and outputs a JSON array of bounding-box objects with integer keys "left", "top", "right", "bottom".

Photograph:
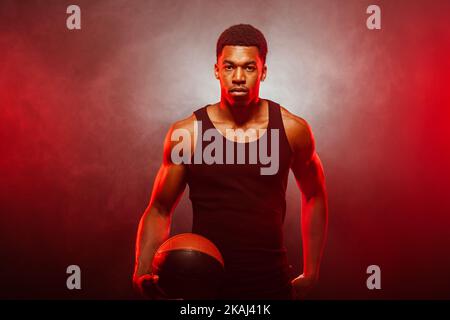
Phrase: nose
[{"left": 232, "top": 67, "right": 246, "bottom": 84}]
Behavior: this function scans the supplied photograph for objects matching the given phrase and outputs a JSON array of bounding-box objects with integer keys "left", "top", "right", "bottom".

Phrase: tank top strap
[
  {"left": 266, "top": 99, "right": 291, "bottom": 155},
  {"left": 266, "top": 99, "right": 282, "bottom": 130},
  {"left": 193, "top": 105, "right": 215, "bottom": 131}
]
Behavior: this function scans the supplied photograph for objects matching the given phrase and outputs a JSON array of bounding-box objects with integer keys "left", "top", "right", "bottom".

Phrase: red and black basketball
[{"left": 152, "top": 233, "right": 225, "bottom": 299}]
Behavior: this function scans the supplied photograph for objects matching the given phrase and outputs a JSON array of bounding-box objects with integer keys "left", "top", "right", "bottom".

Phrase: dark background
[{"left": 1, "top": 0, "right": 449, "bottom": 299}]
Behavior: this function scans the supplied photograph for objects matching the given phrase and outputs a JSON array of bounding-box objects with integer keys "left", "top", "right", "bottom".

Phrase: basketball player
[{"left": 133, "top": 24, "right": 328, "bottom": 300}]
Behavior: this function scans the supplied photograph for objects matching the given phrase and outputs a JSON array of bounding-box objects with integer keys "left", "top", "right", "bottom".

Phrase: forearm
[
  {"left": 301, "top": 193, "right": 328, "bottom": 279},
  {"left": 133, "top": 205, "right": 172, "bottom": 279}
]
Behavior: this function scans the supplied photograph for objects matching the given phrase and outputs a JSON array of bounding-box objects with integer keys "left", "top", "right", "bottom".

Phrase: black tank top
[{"left": 186, "top": 99, "right": 293, "bottom": 298}]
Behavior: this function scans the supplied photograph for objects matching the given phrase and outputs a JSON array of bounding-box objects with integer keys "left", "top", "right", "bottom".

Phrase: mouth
[{"left": 229, "top": 88, "right": 249, "bottom": 96}]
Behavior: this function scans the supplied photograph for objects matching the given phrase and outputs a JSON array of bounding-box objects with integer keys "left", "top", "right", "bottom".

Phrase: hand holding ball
[{"left": 149, "top": 233, "right": 225, "bottom": 300}]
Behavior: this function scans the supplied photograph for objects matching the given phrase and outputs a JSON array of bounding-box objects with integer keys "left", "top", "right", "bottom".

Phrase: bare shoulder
[
  {"left": 280, "top": 105, "right": 315, "bottom": 154},
  {"left": 170, "top": 113, "right": 196, "bottom": 134},
  {"left": 162, "top": 113, "right": 196, "bottom": 164},
  {"left": 167, "top": 113, "right": 196, "bottom": 145}
]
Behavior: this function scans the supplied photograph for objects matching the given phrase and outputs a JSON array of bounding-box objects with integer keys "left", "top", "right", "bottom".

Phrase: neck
[{"left": 218, "top": 97, "right": 264, "bottom": 126}]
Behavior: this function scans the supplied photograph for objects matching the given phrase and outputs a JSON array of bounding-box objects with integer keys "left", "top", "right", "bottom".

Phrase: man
[{"left": 133, "top": 24, "right": 328, "bottom": 300}]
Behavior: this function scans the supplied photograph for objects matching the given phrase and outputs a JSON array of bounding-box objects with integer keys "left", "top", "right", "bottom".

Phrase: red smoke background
[{"left": 1, "top": 0, "right": 449, "bottom": 299}]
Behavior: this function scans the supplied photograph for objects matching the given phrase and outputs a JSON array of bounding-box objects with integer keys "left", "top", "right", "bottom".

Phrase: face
[{"left": 215, "top": 45, "right": 267, "bottom": 106}]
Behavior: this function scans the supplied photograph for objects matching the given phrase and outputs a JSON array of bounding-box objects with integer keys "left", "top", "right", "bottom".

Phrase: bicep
[
  {"left": 148, "top": 124, "right": 188, "bottom": 215},
  {"left": 292, "top": 152, "right": 326, "bottom": 201},
  {"left": 149, "top": 162, "right": 187, "bottom": 214},
  {"left": 285, "top": 114, "right": 326, "bottom": 200}
]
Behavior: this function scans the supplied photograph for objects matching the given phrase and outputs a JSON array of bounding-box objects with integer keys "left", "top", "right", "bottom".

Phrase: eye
[
  {"left": 246, "top": 66, "right": 256, "bottom": 72},
  {"left": 224, "top": 65, "right": 233, "bottom": 71}
]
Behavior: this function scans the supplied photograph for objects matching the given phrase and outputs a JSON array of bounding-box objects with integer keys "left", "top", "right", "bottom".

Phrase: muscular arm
[
  {"left": 293, "top": 150, "right": 328, "bottom": 280},
  {"left": 133, "top": 116, "right": 194, "bottom": 284},
  {"left": 283, "top": 108, "right": 328, "bottom": 295}
]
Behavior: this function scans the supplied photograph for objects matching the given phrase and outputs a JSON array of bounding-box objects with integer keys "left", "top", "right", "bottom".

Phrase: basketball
[{"left": 151, "top": 233, "right": 225, "bottom": 299}]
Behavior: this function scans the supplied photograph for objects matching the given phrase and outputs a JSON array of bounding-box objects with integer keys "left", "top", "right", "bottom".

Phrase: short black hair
[{"left": 216, "top": 24, "right": 268, "bottom": 63}]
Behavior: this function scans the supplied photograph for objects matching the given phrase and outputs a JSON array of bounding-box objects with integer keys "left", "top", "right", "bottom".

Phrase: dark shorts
[{"left": 213, "top": 250, "right": 294, "bottom": 300}]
